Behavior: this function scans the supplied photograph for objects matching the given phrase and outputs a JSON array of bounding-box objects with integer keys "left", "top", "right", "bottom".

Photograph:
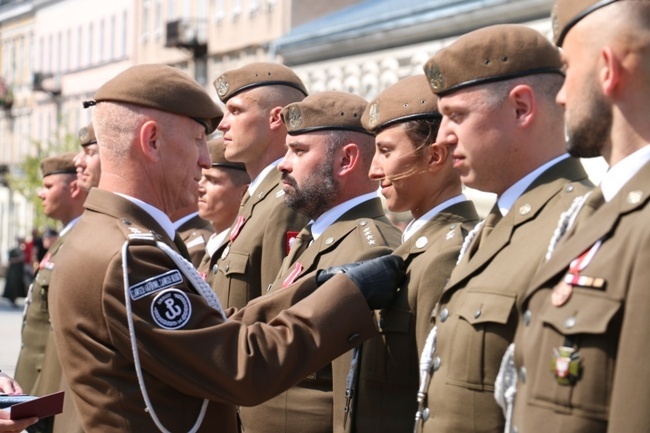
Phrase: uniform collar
[
  {"left": 116, "top": 193, "right": 175, "bottom": 239},
  {"left": 248, "top": 158, "right": 282, "bottom": 195},
  {"left": 310, "top": 191, "right": 379, "bottom": 241},
  {"left": 601, "top": 144, "right": 650, "bottom": 202},
  {"left": 172, "top": 211, "right": 199, "bottom": 230},
  {"left": 402, "top": 194, "right": 467, "bottom": 242}
]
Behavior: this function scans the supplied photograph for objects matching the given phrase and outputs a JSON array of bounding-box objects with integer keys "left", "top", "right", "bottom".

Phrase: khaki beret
[
  {"left": 281, "top": 91, "right": 371, "bottom": 136},
  {"left": 208, "top": 137, "right": 247, "bottom": 171},
  {"left": 78, "top": 123, "right": 97, "bottom": 147},
  {"left": 362, "top": 75, "right": 441, "bottom": 133},
  {"left": 552, "top": 0, "right": 620, "bottom": 47},
  {"left": 424, "top": 24, "right": 563, "bottom": 97},
  {"left": 41, "top": 152, "right": 77, "bottom": 178},
  {"left": 84, "top": 64, "right": 223, "bottom": 134},
  {"left": 214, "top": 62, "right": 308, "bottom": 102}
]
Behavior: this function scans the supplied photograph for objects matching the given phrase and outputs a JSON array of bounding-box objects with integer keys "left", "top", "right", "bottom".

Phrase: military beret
[
  {"left": 41, "top": 152, "right": 77, "bottom": 178},
  {"left": 214, "top": 62, "right": 308, "bottom": 102},
  {"left": 552, "top": 0, "right": 620, "bottom": 47},
  {"left": 362, "top": 75, "right": 441, "bottom": 133},
  {"left": 423, "top": 24, "right": 563, "bottom": 97},
  {"left": 83, "top": 64, "right": 223, "bottom": 134},
  {"left": 208, "top": 137, "right": 247, "bottom": 171},
  {"left": 281, "top": 91, "right": 371, "bottom": 136},
  {"left": 78, "top": 123, "right": 97, "bottom": 147}
]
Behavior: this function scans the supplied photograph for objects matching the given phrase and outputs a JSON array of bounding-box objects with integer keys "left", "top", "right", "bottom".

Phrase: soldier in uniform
[
  {"left": 208, "top": 62, "right": 310, "bottom": 309},
  {"left": 196, "top": 138, "right": 249, "bottom": 276},
  {"left": 507, "top": 2, "right": 650, "bottom": 432},
  {"left": 239, "top": 91, "right": 402, "bottom": 432},
  {"left": 74, "top": 123, "right": 101, "bottom": 192},
  {"left": 48, "top": 63, "right": 403, "bottom": 433},
  {"left": 414, "top": 24, "right": 593, "bottom": 433},
  {"left": 328, "top": 75, "right": 478, "bottom": 432},
  {"left": 14, "top": 152, "right": 87, "bottom": 433}
]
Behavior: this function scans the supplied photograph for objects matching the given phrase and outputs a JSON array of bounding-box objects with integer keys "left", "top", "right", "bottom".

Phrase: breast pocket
[
  {"left": 216, "top": 251, "right": 251, "bottom": 308},
  {"left": 529, "top": 290, "right": 620, "bottom": 418},
  {"left": 360, "top": 307, "right": 413, "bottom": 384},
  {"left": 447, "top": 291, "right": 517, "bottom": 389}
]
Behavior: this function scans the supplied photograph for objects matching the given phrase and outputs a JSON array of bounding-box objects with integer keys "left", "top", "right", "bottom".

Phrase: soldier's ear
[
  {"left": 268, "top": 106, "right": 284, "bottom": 131},
  {"left": 139, "top": 120, "right": 162, "bottom": 162},
  {"left": 337, "top": 143, "right": 360, "bottom": 177},
  {"left": 427, "top": 141, "right": 449, "bottom": 172},
  {"left": 600, "top": 45, "right": 621, "bottom": 98}
]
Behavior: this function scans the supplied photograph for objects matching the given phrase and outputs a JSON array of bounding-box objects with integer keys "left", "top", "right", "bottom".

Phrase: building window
[
  {"left": 214, "top": 0, "right": 224, "bottom": 21},
  {"left": 232, "top": 0, "right": 242, "bottom": 18},
  {"left": 142, "top": 0, "right": 150, "bottom": 42},
  {"left": 154, "top": 0, "right": 162, "bottom": 38},
  {"left": 167, "top": 0, "right": 175, "bottom": 20},
  {"left": 66, "top": 29, "right": 71, "bottom": 71},
  {"left": 88, "top": 23, "right": 94, "bottom": 65},
  {"left": 109, "top": 15, "right": 115, "bottom": 60}
]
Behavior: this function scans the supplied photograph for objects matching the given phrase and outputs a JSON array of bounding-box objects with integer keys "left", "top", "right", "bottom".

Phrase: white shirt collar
[
  {"left": 600, "top": 145, "right": 650, "bottom": 202},
  {"left": 497, "top": 154, "right": 570, "bottom": 216},
  {"left": 248, "top": 158, "right": 282, "bottom": 195},
  {"left": 310, "top": 191, "right": 379, "bottom": 240},
  {"left": 206, "top": 230, "right": 229, "bottom": 258},
  {"left": 172, "top": 211, "right": 199, "bottom": 230},
  {"left": 116, "top": 193, "right": 175, "bottom": 239},
  {"left": 402, "top": 194, "right": 468, "bottom": 242},
  {"left": 59, "top": 216, "right": 81, "bottom": 237}
]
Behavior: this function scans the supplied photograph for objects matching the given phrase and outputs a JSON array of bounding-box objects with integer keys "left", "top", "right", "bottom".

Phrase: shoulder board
[{"left": 116, "top": 218, "right": 160, "bottom": 245}]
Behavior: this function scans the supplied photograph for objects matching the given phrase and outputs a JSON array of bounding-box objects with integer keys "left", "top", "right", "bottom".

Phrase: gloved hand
[{"left": 316, "top": 255, "right": 405, "bottom": 309}]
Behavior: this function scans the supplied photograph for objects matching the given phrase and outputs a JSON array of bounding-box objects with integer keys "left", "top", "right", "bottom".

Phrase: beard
[
  {"left": 565, "top": 86, "right": 611, "bottom": 159},
  {"left": 282, "top": 157, "right": 338, "bottom": 219}
]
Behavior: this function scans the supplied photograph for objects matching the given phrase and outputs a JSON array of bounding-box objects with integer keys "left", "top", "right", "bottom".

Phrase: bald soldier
[
  {"left": 197, "top": 138, "right": 249, "bottom": 274},
  {"left": 507, "top": 2, "right": 650, "bottom": 432},
  {"left": 414, "top": 25, "right": 593, "bottom": 433},
  {"left": 14, "top": 152, "right": 87, "bottom": 433},
  {"left": 239, "top": 92, "right": 402, "bottom": 433},
  {"left": 48, "top": 64, "right": 403, "bottom": 433},
  {"left": 207, "top": 63, "right": 310, "bottom": 309}
]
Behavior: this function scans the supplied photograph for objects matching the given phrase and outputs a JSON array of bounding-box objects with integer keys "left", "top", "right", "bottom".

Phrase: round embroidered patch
[{"left": 151, "top": 288, "right": 192, "bottom": 329}]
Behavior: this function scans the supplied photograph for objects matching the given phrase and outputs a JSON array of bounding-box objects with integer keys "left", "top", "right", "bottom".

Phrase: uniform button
[
  {"left": 439, "top": 308, "right": 449, "bottom": 322},
  {"left": 519, "top": 367, "right": 527, "bottom": 383},
  {"left": 449, "top": 224, "right": 457, "bottom": 229},
  {"left": 565, "top": 184, "right": 574, "bottom": 192},
  {"left": 212, "top": 264, "right": 219, "bottom": 274},
  {"left": 225, "top": 265, "right": 230, "bottom": 272},
  {"left": 421, "top": 407, "right": 430, "bottom": 421},
  {"left": 348, "top": 333, "right": 360, "bottom": 343},
  {"left": 360, "top": 220, "right": 368, "bottom": 226},
  {"left": 564, "top": 316, "right": 576, "bottom": 329},
  {"left": 433, "top": 356, "right": 441, "bottom": 371},
  {"left": 513, "top": 427, "right": 519, "bottom": 433},
  {"left": 123, "top": 219, "right": 132, "bottom": 225},
  {"left": 474, "top": 309, "right": 481, "bottom": 319},
  {"left": 523, "top": 309, "right": 532, "bottom": 326}
]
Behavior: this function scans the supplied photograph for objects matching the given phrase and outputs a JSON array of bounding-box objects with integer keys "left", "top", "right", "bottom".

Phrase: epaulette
[
  {"left": 116, "top": 218, "right": 160, "bottom": 245},
  {"left": 356, "top": 219, "right": 382, "bottom": 248}
]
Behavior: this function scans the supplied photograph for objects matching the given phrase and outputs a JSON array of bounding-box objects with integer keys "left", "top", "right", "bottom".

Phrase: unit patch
[
  {"left": 151, "top": 288, "right": 192, "bottom": 330},
  {"left": 129, "top": 270, "right": 183, "bottom": 301}
]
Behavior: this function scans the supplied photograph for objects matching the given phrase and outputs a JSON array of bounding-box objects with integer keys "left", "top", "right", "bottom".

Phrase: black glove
[{"left": 316, "top": 255, "right": 405, "bottom": 310}]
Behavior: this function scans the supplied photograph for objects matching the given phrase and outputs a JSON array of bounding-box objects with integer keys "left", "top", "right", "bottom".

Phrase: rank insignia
[
  {"left": 368, "top": 102, "right": 380, "bottom": 127},
  {"left": 287, "top": 105, "right": 303, "bottom": 128},
  {"left": 426, "top": 61, "right": 444, "bottom": 90},
  {"left": 215, "top": 75, "right": 230, "bottom": 97},
  {"left": 551, "top": 346, "right": 580, "bottom": 385}
]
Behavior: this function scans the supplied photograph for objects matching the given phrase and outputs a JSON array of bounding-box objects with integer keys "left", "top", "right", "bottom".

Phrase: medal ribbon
[
  {"left": 229, "top": 215, "right": 246, "bottom": 242},
  {"left": 564, "top": 240, "right": 601, "bottom": 286}
]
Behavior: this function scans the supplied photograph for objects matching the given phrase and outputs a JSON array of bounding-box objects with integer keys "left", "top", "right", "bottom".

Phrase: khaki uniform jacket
[
  {"left": 240, "top": 197, "right": 402, "bottom": 433},
  {"left": 207, "top": 169, "right": 310, "bottom": 309},
  {"left": 351, "top": 200, "right": 479, "bottom": 433},
  {"left": 176, "top": 214, "right": 214, "bottom": 267},
  {"left": 49, "top": 189, "right": 378, "bottom": 433},
  {"left": 511, "top": 160, "right": 650, "bottom": 433},
  {"left": 15, "top": 232, "right": 69, "bottom": 394},
  {"left": 421, "top": 157, "right": 592, "bottom": 433}
]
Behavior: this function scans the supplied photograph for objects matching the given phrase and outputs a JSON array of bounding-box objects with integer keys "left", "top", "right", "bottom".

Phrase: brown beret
[
  {"left": 214, "top": 62, "right": 308, "bottom": 102},
  {"left": 424, "top": 24, "right": 563, "bottom": 97},
  {"left": 78, "top": 123, "right": 97, "bottom": 147},
  {"left": 552, "top": 0, "right": 620, "bottom": 47},
  {"left": 281, "top": 91, "right": 371, "bottom": 136},
  {"left": 208, "top": 137, "right": 247, "bottom": 171},
  {"left": 41, "top": 152, "right": 77, "bottom": 178},
  {"left": 84, "top": 64, "right": 223, "bottom": 134},
  {"left": 362, "top": 75, "right": 441, "bottom": 133}
]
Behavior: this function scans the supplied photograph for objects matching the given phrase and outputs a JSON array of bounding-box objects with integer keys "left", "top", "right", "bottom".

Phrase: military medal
[
  {"left": 551, "top": 346, "right": 580, "bottom": 385},
  {"left": 553, "top": 240, "right": 602, "bottom": 307},
  {"left": 229, "top": 215, "right": 246, "bottom": 243}
]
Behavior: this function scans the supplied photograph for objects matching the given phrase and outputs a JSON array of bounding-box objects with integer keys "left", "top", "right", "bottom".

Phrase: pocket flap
[
  {"left": 456, "top": 291, "right": 516, "bottom": 325},
  {"left": 538, "top": 291, "right": 620, "bottom": 335},
  {"left": 221, "top": 251, "right": 248, "bottom": 276}
]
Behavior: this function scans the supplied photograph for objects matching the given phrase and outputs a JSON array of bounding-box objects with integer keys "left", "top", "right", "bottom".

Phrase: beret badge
[
  {"left": 287, "top": 105, "right": 303, "bottom": 129},
  {"left": 215, "top": 76, "right": 230, "bottom": 97},
  {"left": 79, "top": 127, "right": 89, "bottom": 142},
  {"left": 368, "top": 102, "right": 380, "bottom": 127},
  {"left": 426, "top": 62, "right": 444, "bottom": 91}
]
